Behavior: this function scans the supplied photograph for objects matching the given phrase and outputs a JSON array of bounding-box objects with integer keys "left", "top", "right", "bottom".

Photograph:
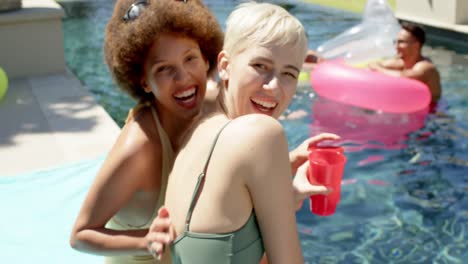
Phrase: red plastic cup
[
  {"left": 308, "top": 144, "right": 344, "bottom": 154},
  {"left": 307, "top": 148, "right": 346, "bottom": 216}
]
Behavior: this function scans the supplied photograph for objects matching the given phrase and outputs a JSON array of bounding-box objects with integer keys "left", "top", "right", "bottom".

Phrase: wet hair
[
  {"left": 104, "top": 0, "right": 224, "bottom": 102},
  {"left": 401, "top": 22, "right": 426, "bottom": 45},
  {"left": 223, "top": 2, "right": 308, "bottom": 59}
]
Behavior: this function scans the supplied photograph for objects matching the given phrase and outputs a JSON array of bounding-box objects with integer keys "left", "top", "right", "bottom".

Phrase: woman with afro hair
[{"left": 70, "top": 0, "right": 223, "bottom": 263}]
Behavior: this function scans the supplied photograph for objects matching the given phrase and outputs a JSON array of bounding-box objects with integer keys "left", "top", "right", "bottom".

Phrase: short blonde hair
[{"left": 223, "top": 1, "right": 308, "bottom": 58}]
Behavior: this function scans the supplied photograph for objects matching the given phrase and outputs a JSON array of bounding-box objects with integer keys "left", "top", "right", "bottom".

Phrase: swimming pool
[{"left": 61, "top": 0, "right": 467, "bottom": 262}]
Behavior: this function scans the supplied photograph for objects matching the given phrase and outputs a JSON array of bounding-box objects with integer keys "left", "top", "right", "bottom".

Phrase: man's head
[{"left": 395, "top": 22, "right": 426, "bottom": 59}]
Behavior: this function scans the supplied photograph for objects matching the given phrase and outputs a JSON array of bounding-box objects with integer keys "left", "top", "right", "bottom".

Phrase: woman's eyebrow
[
  {"left": 285, "top": 65, "right": 300, "bottom": 73},
  {"left": 252, "top": 57, "right": 300, "bottom": 73}
]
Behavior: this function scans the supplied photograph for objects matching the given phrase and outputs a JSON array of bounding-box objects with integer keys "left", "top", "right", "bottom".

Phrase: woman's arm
[
  {"left": 144, "top": 128, "right": 339, "bottom": 261},
  {"left": 70, "top": 116, "right": 161, "bottom": 256},
  {"left": 239, "top": 115, "right": 304, "bottom": 263}
]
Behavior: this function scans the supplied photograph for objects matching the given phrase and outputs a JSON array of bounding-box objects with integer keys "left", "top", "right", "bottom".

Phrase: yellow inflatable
[
  {"left": 0, "top": 67, "right": 8, "bottom": 101},
  {"left": 350, "top": 58, "right": 385, "bottom": 69},
  {"left": 298, "top": 71, "right": 310, "bottom": 82}
]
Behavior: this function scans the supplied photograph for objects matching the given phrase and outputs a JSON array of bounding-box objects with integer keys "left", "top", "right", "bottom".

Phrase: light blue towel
[{"left": 0, "top": 156, "right": 106, "bottom": 263}]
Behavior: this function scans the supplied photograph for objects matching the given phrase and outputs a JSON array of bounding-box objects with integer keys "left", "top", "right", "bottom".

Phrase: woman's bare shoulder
[
  {"left": 122, "top": 107, "right": 162, "bottom": 151},
  {"left": 229, "top": 114, "right": 284, "bottom": 142},
  {"left": 217, "top": 114, "right": 287, "bottom": 161},
  {"left": 107, "top": 108, "right": 163, "bottom": 173},
  {"left": 215, "top": 114, "right": 291, "bottom": 184},
  {"left": 95, "top": 107, "right": 164, "bottom": 190}
]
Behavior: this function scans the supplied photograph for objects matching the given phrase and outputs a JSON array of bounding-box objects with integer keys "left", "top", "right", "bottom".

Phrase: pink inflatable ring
[{"left": 310, "top": 60, "right": 431, "bottom": 113}]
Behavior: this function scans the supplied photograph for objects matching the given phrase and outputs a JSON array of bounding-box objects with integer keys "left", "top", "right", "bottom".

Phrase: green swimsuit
[{"left": 170, "top": 122, "right": 265, "bottom": 264}]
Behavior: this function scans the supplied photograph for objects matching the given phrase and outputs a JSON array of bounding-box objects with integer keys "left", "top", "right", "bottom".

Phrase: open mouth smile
[
  {"left": 250, "top": 98, "right": 278, "bottom": 114},
  {"left": 173, "top": 86, "right": 198, "bottom": 109}
]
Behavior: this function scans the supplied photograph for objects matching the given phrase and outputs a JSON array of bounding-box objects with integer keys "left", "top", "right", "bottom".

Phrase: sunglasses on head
[{"left": 123, "top": 0, "right": 188, "bottom": 22}]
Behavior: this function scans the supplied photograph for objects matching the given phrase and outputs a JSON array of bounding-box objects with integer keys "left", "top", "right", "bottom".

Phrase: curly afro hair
[{"left": 104, "top": 0, "right": 224, "bottom": 102}]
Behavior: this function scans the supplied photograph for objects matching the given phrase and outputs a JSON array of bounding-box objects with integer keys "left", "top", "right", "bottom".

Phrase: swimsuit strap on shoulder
[
  {"left": 184, "top": 121, "right": 231, "bottom": 231},
  {"left": 150, "top": 106, "right": 174, "bottom": 212},
  {"left": 125, "top": 101, "right": 151, "bottom": 123}
]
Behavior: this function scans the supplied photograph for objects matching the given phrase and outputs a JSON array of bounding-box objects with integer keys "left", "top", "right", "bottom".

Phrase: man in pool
[{"left": 368, "top": 22, "right": 441, "bottom": 102}]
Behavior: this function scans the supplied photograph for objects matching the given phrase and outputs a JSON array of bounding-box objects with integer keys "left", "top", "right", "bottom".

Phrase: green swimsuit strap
[{"left": 184, "top": 121, "right": 232, "bottom": 232}]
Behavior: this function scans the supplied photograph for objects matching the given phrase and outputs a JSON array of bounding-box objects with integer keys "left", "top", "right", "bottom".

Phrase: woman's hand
[
  {"left": 145, "top": 206, "right": 176, "bottom": 260},
  {"left": 289, "top": 133, "right": 340, "bottom": 210},
  {"left": 289, "top": 133, "right": 340, "bottom": 175},
  {"left": 292, "top": 162, "right": 330, "bottom": 210}
]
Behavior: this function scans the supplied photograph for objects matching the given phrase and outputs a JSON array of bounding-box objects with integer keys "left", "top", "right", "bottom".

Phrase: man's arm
[
  {"left": 407, "top": 61, "right": 441, "bottom": 100},
  {"left": 368, "top": 58, "right": 403, "bottom": 77},
  {"left": 368, "top": 59, "right": 441, "bottom": 101},
  {"left": 368, "top": 57, "right": 403, "bottom": 70}
]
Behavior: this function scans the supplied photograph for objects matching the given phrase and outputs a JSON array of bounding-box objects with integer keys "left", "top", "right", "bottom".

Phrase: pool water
[{"left": 61, "top": 0, "right": 467, "bottom": 263}]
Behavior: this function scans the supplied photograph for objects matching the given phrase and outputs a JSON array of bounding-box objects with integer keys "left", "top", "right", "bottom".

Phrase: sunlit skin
[
  {"left": 368, "top": 28, "right": 441, "bottom": 101},
  {"left": 71, "top": 29, "right": 338, "bottom": 262},
  {"left": 146, "top": 43, "right": 341, "bottom": 261},
  {"left": 69, "top": 34, "right": 210, "bottom": 262},
  {"left": 163, "top": 41, "right": 307, "bottom": 263},
  {"left": 148, "top": 39, "right": 339, "bottom": 262},
  {"left": 220, "top": 44, "right": 303, "bottom": 119},
  {"left": 142, "top": 33, "right": 210, "bottom": 137}
]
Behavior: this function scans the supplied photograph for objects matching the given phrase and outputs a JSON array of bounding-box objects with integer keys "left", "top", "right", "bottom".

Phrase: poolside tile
[{"left": 0, "top": 72, "right": 120, "bottom": 176}]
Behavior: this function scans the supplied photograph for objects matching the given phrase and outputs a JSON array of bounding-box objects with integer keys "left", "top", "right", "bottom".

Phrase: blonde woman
[
  {"left": 163, "top": 2, "right": 333, "bottom": 263},
  {"left": 71, "top": 1, "right": 337, "bottom": 263}
]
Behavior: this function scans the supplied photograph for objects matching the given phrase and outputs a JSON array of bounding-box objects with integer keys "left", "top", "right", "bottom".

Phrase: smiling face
[
  {"left": 142, "top": 33, "right": 209, "bottom": 121},
  {"left": 219, "top": 43, "right": 304, "bottom": 119},
  {"left": 395, "top": 29, "right": 420, "bottom": 60}
]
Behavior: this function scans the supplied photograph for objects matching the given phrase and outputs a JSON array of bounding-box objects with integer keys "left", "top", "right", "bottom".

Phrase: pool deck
[
  {"left": 0, "top": 0, "right": 121, "bottom": 176},
  {"left": 0, "top": 70, "right": 120, "bottom": 176},
  {"left": 301, "top": 0, "right": 468, "bottom": 35}
]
